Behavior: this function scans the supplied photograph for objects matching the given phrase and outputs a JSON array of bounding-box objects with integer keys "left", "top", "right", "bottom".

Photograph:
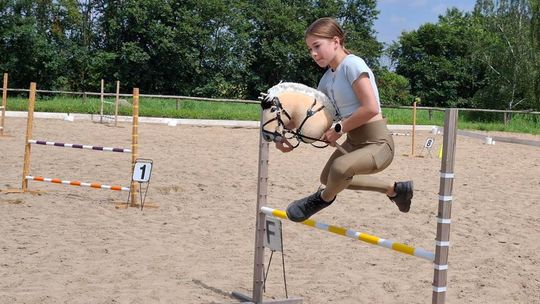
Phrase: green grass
[
  {"left": 385, "top": 108, "right": 540, "bottom": 135},
  {"left": 4, "top": 95, "right": 540, "bottom": 135},
  {"left": 5, "top": 96, "right": 262, "bottom": 120}
]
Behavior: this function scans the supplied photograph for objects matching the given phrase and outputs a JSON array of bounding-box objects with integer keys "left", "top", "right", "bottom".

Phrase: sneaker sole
[
  {"left": 397, "top": 181, "right": 413, "bottom": 213},
  {"left": 285, "top": 204, "right": 308, "bottom": 222}
]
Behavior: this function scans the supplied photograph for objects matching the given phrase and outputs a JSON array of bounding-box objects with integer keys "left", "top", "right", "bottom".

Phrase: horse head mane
[{"left": 266, "top": 82, "right": 337, "bottom": 119}]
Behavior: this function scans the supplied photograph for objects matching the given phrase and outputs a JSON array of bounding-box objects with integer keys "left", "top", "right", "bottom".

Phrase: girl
[{"left": 283, "top": 17, "right": 413, "bottom": 222}]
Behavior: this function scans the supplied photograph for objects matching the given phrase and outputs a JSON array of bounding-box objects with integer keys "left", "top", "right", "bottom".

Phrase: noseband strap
[
  {"left": 261, "top": 95, "right": 330, "bottom": 149},
  {"left": 294, "top": 99, "right": 326, "bottom": 144}
]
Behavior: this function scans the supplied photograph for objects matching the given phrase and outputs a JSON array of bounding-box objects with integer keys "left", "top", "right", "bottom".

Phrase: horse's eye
[{"left": 270, "top": 107, "right": 277, "bottom": 113}]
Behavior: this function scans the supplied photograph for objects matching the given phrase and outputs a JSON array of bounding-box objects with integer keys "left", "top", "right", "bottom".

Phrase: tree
[
  {"left": 473, "top": 0, "right": 537, "bottom": 110},
  {"left": 245, "top": 0, "right": 382, "bottom": 97},
  {"left": 244, "top": 0, "right": 322, "bottom": 96},
  {"left": 0, "top": 1, "right": 61, "bottom": 89},
  {"left": 390, "top": 8, "right": 482, "bottom": 107},
  {"left": 1, "top": 0, "right": 383, "bottom": 99},
  {"left": 528, "top": 0, "right": 540, "bottom": 109},
  {"left": 375, "top": 69, "right": 412, "bottom": 106},
  {"left": 339, "top": 0, "right": 382, "bottom": 67}
]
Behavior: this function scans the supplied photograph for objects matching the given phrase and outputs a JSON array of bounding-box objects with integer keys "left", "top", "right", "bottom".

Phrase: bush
[{"left": 377, "top": 70, "right": 413, "bottom": 106}]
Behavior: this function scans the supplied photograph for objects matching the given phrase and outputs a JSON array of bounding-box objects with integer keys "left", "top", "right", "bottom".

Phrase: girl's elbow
[{"left": 366, "top": 106, "right": 379, "bottom": 118}]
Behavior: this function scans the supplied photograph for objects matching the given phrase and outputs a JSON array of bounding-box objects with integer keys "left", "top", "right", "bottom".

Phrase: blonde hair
[{"left": 305, "top": 17, "right": 350, "bottom": 54}]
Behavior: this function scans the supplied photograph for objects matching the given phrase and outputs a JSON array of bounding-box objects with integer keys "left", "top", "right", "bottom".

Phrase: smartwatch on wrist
[{"left": 332, "top": 121, "right": 343, "bottom": 134}]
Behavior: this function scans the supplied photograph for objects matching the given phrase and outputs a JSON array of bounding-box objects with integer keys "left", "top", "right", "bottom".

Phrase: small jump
[
  {"left": 28, "top": 139, "right": 131, "bottom": 153},
  {"left": 261, "top": 206, "right": 435, "bottom": 261}
]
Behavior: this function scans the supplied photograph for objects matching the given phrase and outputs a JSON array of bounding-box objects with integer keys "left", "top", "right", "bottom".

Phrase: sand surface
[{"left": 1, "top": 116, "right": 539, "bottom": 304}]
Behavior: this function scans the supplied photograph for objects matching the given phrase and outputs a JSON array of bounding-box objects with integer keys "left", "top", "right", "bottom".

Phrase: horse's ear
[{"left": 259, "top": 93, "right": 272, "bottom": 110}]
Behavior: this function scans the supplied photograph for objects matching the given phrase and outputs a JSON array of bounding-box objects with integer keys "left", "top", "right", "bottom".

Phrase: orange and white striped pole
[{"left": 25, "top": 176, "right": 129, "bottom": 191}]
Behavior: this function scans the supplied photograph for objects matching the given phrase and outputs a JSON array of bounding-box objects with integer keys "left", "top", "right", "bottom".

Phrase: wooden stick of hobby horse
[{"left": 335, "top": 143, "right": 348, "bottom": 154}]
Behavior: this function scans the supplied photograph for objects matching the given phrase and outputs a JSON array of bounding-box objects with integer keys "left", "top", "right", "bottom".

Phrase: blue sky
[{"left": 374, "top": 0, "right": 477, "bottom": 45}]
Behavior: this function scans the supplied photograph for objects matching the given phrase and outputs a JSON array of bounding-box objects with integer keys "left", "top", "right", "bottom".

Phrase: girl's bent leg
[
  {"left": 346, "top": 175, "right": 391, "bottom": 194},
  {"left": 321, "top": 142, "right": 393, "bottom": 200}
]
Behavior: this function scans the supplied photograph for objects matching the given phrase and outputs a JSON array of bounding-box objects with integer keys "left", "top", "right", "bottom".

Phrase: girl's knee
[{"left": 329, "top": 158, "right": 352, "bottom": 179}]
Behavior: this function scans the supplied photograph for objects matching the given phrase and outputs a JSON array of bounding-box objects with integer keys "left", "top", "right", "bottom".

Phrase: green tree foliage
[
  {"left": 528, "top": 0, "right": 539, "bottom": 109},
  {"left": 245, "top": 0, "right": 381, "bottom": 96},
  {"left": 339, "top": 0, "right": 382, "bottom": 66},
  {"left": 243, "top": 0, "right": 319, "bottom": 96},
  {"left": 0, "top": 0, "right": 382, "bottom": 99},
  {"left": 389, "top": 8, "right": 483, "bottom": 108},
  {"left": 0, "top": 1, "right": 61, "bottom": 88},
  {"left": 389, "top": 1, "right": 539, "bottom": 111},
  {"left": 375, "top": 69, "right": 413, "bottom": 106},
  {"left": 473, "top": 0, "right": 537, "bottom": 110}
]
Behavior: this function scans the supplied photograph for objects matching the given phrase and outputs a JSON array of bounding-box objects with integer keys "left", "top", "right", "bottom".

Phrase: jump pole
[
  {"left": 232, "top": 116, "right": 302, "bottom": 304},
  {"left": 432, "top": 108, "right": 458, "bottom": 303},
  {"left": 411, "top": 99, "right": 417, "bottom": 156},
  {"left": 21, "top": 82, "right": 36, "bottom": 191},
  {"left": 114, "top": 80, "right": 120, "bottom": 127},
  {"left": 129, "top": 88, "right": 139, "bottom": 207},
  {"left": 1, "top": 73, "right": 7, "bottom": 136},
  {"left": 260, "top": 207, "right": 434, "bottom": 261},
  {"left": 100, "top": 79, "right": 104, "bottom": 123},
  {"left": 241, "top": 109, "right": 458, "bottom": 303}
]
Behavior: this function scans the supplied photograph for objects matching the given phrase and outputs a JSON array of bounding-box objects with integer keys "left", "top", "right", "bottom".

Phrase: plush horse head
[{"left": 260, "top": 82, "right": 337, "bottom": 149}]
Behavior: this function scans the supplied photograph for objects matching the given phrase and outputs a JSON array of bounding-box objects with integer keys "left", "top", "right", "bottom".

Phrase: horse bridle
[{"left": 260, "top": 94, "right": 331, "bottom": 149}]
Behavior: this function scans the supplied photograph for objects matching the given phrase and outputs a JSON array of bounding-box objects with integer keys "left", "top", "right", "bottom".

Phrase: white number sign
[{"left": 132, "top": 159, "right": 153, "bottom": 183}]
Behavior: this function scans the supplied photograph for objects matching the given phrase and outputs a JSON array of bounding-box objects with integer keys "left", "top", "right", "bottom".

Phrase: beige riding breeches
[{"left": 320, "top": 118, "right": 394, "bottom": 198}]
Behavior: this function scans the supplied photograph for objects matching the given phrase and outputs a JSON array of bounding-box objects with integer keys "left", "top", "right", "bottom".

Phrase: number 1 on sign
[
  {"left": 139, "top": 165, "right": 147, "bottom": 180},
  {"left": 132, "top": 159, "right": 153, "bottom": 182}
]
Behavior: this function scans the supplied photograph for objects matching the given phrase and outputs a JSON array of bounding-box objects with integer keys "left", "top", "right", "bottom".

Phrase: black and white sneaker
[
  {"left": 286, "top": 189, "right": 335, "bottom": 222},
  {"left": 388, "top": 181, "right": 413, "bottom": 213}
]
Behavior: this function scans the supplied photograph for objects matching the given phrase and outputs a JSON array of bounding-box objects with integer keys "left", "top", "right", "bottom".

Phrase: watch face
[{"left": 334, "top": 123, "right": 342, "bottom": 133}]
